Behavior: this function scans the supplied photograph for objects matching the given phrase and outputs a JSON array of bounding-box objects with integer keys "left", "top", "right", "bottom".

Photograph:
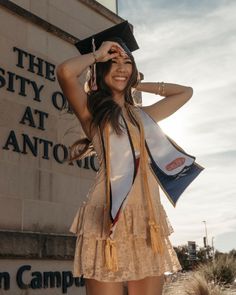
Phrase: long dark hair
[
  {"left": 69, "top": 51, "right": 139, "bottom": 161},
  {"left": 87, "top": 53, "right": 138, "bottom": 134}
]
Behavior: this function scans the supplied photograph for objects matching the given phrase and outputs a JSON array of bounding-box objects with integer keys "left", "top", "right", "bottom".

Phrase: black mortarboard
[{"left": 74, "top": 21, "right": 139, "bottom": 55}]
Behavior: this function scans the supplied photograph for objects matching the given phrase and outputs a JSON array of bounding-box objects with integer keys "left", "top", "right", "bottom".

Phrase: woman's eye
[
  {"left": 125, "top": 61, "right": 132, "bottom": 64},
  {"left": 111, "top": 60, "right": 117, "bottom": 63}
]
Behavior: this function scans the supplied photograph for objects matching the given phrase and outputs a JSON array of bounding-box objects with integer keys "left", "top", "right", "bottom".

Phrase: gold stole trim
[
  {"left": 130, "top": 106, "right": 164, "bottom": 255},
  {"left": 104, "top": 124, "right": 119, "bottom": 271},
  {"left": 103, "top": 105, "right": 164, "bottom": 272}
]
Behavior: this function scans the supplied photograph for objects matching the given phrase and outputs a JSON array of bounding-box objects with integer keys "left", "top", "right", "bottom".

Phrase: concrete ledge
[
  {"left": 79, "top": 0, "right": 122, "bottom": 24},
  {"left": 0, "top": 0, "right": 125, "bottom": 44},
  {"left": 0, "top": 0, "right": 77, "bottom": 44},
  {"left": 0, "top": 231, "right": 76, "bottom": 260}
]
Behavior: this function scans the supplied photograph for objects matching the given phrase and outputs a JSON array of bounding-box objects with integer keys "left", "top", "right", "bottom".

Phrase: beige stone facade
[
  {"left": 0, "top": 0, "right": 123, "bottom": 235},
  {"left": 0, "top": 0, "right": 124, "bottom": 293}
]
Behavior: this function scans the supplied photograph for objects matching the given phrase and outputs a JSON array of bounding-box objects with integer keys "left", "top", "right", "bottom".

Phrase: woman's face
[{"left": 104, "top": 56, "right": 133, "bottom": 95}]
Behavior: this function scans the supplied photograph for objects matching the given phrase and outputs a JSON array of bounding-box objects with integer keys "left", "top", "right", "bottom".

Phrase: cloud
[
  {"left": 120, "top": 0, "right": 236, "bottom": 86},
  {"left": 118, "top": 0, "right": 236, "bottom": 250},
  {"left": 215, "top": 231, "right": 236, "bottom": 252}
]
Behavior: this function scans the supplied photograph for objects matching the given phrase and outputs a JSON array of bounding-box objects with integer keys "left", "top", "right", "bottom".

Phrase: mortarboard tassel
[{"left": 91, "top": 38, "right": 98, "bottom": 91}]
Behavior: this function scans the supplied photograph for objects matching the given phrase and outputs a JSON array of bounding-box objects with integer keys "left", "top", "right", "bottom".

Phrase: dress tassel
[
  {"left": 105, "top": 237, "right": 118, "bottom": 272},
  {"left": 149, "top": 220, "right": 163, "bottom": 254}
]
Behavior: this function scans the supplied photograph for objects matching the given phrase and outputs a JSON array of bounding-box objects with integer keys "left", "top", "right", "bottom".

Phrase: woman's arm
[
  {"left": 56, "top": 53, "right": 96, "bottom": 138},
  {"left": 136, "top": 82, "right": 193, "bottom": 122},
  {"left": 56, "top": 41, "right": 125, "bottom": 138}
]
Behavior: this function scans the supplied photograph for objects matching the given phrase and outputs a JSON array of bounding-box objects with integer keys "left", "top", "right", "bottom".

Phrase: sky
[{"left": 118, "top": 0, "right": 236, "bottom": 253}]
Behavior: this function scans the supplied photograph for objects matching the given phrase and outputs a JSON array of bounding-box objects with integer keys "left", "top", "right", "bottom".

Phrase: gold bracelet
[
  {"left": 92, "top": 51, "right": 97, "bottom": 63},
  {"left": 160, "top": 81, "right": 165, "bottom": 96},
  {"left": 155, "top": 82, "right": 165, "bottom": 96}
]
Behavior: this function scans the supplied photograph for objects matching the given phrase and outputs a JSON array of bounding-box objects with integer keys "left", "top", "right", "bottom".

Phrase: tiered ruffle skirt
[{"left": 70, "top": 200, "right": 181, "bottom": 282}]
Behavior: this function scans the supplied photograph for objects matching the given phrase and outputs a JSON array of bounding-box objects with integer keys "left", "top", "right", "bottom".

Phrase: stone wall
[
  {"left": 0, "top": 2, "right": 124, "bottom": 293},
  {"left": 0, "top": 0, "right": 123, "bottom": 235}
]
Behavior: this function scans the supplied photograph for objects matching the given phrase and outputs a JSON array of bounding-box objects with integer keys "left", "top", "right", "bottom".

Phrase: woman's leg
[
  {"left": 85, "top": 278, "right": 124, "bottom": 295},
  {"left": 127, "top": 275, "right": 164, "bottom": 295}
]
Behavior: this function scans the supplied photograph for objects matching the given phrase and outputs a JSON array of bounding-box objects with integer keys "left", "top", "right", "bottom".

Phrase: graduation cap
[{"left": 74, "top": 21, "right": 139, "bottom": 55}]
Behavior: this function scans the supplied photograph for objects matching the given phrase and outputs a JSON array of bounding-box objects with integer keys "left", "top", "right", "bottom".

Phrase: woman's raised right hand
[{"left": 94, "top": 41, "right": 127, "bottom": 63}]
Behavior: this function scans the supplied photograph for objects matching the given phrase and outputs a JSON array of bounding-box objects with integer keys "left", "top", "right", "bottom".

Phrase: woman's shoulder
[{"left": 129, "top": 104, "right": 150, "bottom": 119}]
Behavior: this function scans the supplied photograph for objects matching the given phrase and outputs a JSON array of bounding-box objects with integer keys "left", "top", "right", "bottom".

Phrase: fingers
[
  {"left": 110, "top": 47, "right": 128, "bottom": 58},
  {"left": 108, "top": 52, "right": 120, "bottom": 59},
  {"left": 103, "top": 41, "right": 127, "bottom": 57},
  {"left": 96, "top": 41, "right": 128, "bottom": 62},
  {"left": 108, "top": 41, "right": 125, "bottom": 52},
  {"left": 110, "top": 45, "right": 127, "bottom": 57}
]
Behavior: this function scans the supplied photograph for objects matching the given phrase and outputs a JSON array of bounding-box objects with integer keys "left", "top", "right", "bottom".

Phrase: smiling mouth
[{"left": 113, "top": 76, "right": 127, "bottom": 81}]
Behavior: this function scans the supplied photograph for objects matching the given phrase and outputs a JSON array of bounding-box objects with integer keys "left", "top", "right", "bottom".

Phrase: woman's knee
[
  {"left": 85, "top": 278, "right": 124, "bottom": 295},
  {"left": 127, "top": 275, "right": 165, "bottom": 295}
]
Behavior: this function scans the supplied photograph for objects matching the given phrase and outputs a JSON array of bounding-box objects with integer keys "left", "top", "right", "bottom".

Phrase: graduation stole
[{"left": 101, "top": 106, "right": 204, "bottom": 271}]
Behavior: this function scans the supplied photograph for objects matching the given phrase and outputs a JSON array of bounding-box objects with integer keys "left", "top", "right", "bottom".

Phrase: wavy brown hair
[
  {"left": 87, "top": 53, "right": 138, "bottom": 134},
  {"left": 69, "top": 48, "right": 139, "bottom": 162}
]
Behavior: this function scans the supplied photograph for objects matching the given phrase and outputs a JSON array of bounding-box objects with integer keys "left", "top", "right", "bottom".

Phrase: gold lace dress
[{"left": 70, "top": 119, "right": 182, "bottom": 282}]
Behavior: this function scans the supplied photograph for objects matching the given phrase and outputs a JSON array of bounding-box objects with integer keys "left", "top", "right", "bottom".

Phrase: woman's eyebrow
[
  {"left": 123, "top": 55, "right": 131, "bottom": 60},
  {"left": 111, "top": 57, "right": 132, "bottom": 62}
]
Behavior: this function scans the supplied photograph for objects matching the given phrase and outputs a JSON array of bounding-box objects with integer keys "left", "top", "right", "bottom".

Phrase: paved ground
[{"left": 163, "top": 272, "right": 186, "bottom": 295}]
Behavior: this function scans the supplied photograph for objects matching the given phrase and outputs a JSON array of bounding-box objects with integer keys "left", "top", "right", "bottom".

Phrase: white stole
[{"left": 107, "top": 107, "right": 203, "bottom": 224}]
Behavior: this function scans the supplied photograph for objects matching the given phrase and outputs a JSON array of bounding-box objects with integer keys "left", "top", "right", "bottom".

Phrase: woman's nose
[{"left": 116, "top": 64, "right": 125, "bottom": 72}]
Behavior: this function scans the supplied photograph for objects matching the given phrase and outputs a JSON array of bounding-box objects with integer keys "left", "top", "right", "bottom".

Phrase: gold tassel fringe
[
  {"left": 104, "top": 126, "right": 119, "bottom": 272},
  {"left": 105, "top": 237, "right": 118, "bottom": 272},
  {"left": 127, "top": 105, "right": 164, "bottom": 256},
  {"left": 149, "top": 219, "right": 163, "bottom": 254},
  {"left": 103, "top": 106, "right": 164, "bottom": 272},
  {"left": 104, "top": 125, "right": 111, "bottom": 210}
]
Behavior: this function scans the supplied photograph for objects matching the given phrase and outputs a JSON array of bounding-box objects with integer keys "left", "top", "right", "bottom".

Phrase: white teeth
[{"left": 113, "top": 77, "right": 126, "bottom": 81}]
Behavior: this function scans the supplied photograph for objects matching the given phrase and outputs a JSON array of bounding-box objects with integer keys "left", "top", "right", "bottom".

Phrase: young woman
[{"left": 56, "top": 22, "right": 201, "bottom": 295}]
